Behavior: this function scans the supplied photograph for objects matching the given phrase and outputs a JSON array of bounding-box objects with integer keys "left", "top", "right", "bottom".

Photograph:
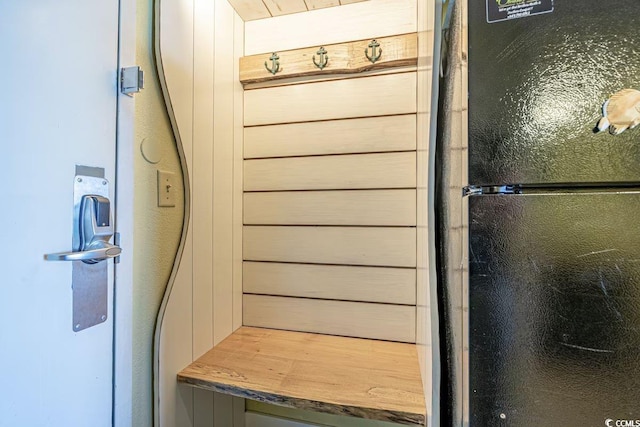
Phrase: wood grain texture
[
  {"left": 244, "top": 152, "right": 416, "bottom": 191},
  {"left": 305, "top": 0, "right": 340, "bottom": 9},
  {"left": 262, "top": 0, "right": 307, "bottom": 16},
  {"left": 244, "top": 72, "right": 417, "bottom": 126},
  {"left": 178, "top": 327, "right": 425, "bottom": 425},
  {"left": 240, "top": 34, "right": 417, "bottom": 84},
  {"left": 227, "top": 0, "right": 271, "bottom": 20},
  {"left": 243, "top": 261, "right": 416, "bottom": 304},
  {"left": 243, "top": 296, "right": 415, "bottom": 342},
  {"left": 243, "top": 65, "right": 417, "bottom": 90},
  {"left": 416, "top": 2, "right": 437, "bottom": 426},
  {"left": 244, "top": 115, "right": 416, "bottom": 159},
  {"left": 245, "top": 0, "right": 416, "bottom": 55},
  {"left": 192, "top": 0, "right": 215, "bottom": 361},
  {"left": 157, "top": 0, "right": 195, "bottom": 424},
  {"left": 213, "top": 0, "right": 236, "bottom": 346},
  {"left": 243, "top": 226, "right": 417, "bottom": 267},
  {"left": 243, "top": 190, "right": 416, "bottom": 226}
]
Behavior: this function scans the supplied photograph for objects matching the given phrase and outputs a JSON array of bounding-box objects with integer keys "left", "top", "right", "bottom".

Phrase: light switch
[{"left": 157, "top": 170, "right": 176, "bottom": 207}]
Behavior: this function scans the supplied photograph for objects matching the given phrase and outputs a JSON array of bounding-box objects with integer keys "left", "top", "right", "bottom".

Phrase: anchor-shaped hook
[
  {"left": 264, "top": 52, "right": 280, "bottom": 75},
  {"left": 313, "top": 47, "right": 329, "bottom": 70},
  {"left": 365, "top": 39, "right": 382, "bottom": 64}
]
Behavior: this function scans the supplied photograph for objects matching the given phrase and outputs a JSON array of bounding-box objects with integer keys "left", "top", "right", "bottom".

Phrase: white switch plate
[{"left": 157, "top": 170, "right": 176, "bottom": 207}]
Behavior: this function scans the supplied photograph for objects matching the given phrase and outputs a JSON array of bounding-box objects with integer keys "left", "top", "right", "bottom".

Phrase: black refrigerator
[{"left": 465, "top": 0, "right": 640, "bottom": 425}]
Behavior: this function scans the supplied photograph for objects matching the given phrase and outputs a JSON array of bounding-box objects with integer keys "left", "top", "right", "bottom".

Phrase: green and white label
[{"left": 487, "top": 0, "right": 554, "bottom": 23}]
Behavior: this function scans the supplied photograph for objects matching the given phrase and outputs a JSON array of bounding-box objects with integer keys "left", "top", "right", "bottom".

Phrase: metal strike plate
[
  {"left": 72, "top": 173, "right": 109, "bottom": 332},
  {"left": 121, "top": 66, "right": 144, "bottom": 96}
]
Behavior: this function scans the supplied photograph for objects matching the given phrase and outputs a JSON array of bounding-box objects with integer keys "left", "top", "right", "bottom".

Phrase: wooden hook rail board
[
  {"left": 178, "top": 327, "right": 427, "bottom": 426},
  {"left": 239, "top": 33, "right": 417, "bottom": 84}
]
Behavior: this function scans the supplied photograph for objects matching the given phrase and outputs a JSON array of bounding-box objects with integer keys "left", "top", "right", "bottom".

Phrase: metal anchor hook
[
  {"left": 313, "top": 47, "right": 329, "bottom": 70},
  {"left": 365, "top": 39, "right": 382, "bottom": 64},
  {"left": 264, "top": 52, "right": 280, "bottom": 75}
]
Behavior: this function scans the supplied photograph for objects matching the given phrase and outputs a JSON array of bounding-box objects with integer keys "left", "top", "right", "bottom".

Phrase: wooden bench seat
[{"left": 177, "top": 326, "right": 426, "bottom": 426}]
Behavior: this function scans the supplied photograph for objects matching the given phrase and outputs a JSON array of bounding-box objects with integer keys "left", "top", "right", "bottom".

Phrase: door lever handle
[{"left": 44, "top": 242, "right": 121, "bottom": 263}]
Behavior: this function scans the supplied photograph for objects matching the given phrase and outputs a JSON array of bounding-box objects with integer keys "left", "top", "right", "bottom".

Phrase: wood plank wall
[
  {"left": 157, "top": 1, "right": 245, "bottom": 426},
  {"left": 242, "top": 1, "right": 421, "bottom": 343}
]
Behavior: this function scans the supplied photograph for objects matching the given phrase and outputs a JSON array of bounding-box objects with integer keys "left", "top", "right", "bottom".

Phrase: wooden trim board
[
  {"left": 177, "top": 327, "right": 426, "bottom": 425},
  {"left": 240, "top": 33, "right": 417, "bottom": 84}
]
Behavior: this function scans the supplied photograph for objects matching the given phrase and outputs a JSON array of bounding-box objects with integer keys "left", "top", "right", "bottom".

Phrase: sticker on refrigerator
[{"left": 487, "top": 0, "right": 553, "bottom": 23}]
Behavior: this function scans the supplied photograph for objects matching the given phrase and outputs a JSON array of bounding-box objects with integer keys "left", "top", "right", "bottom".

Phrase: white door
[{"left": 0, "top": 1, "right": 120, "bottom": 425}]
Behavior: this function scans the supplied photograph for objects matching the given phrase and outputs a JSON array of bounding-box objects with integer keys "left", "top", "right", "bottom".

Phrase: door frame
[{"left": 114, "top": 0, "right": 135, "bottom": 425}]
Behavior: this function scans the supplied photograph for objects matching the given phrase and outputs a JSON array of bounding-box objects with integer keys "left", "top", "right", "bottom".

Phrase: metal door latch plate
[{"left": 121, "top": 66, "right": 144, "bottom": 96}]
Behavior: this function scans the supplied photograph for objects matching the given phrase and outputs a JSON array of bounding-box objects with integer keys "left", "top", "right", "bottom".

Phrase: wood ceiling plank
[
  {"left": 227, "top": 0, "right": 271, "bottom": 21},
  {"left": 305, "top": 0, "right": 340, "bottom": 10},
  {"left": 262, "top": 0, "right": 307, "bottom": 16}
]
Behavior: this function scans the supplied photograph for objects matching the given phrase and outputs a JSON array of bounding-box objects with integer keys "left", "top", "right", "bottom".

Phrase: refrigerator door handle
[{"left": 463, "top": 185, "right": 519, "bottom": 197}]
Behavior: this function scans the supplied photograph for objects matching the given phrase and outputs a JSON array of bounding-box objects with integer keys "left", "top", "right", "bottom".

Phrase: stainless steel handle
[{"left": 44, "top": 243, "right": 121, "bottom": 262}]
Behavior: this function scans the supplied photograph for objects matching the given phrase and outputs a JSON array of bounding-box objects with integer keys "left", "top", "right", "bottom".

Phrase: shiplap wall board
[
  {"left": 244, "top": 152, "right": 416, "bottom": 191},
  {"left": 243, "top": 189, "right": 417, "bottom": 226},
  {"left": 244, "top": 73, "right": 417, "bottom": 126},
  {"left": 244, "top": 115, "right": 416, "bottom": 158},
  {"left": 243, "top": 295, "right": 416, "bottom": 342},
  {"left": 243, "top": 226, "right": 417, "bottom": 267},
  {"left": 158, "top": 0, "right": 245, "bottom": 426},
  {"left": 243, "top": 261, "right": 416, "bottom": 304}
]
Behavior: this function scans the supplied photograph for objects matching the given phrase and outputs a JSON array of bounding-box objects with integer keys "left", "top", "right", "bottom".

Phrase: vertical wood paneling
[
  {"left": 214, "top": 394, "right": 234, "bottom": 425},
  {"left": 233, "top": 397, "right": 246, "bottom": 427},
  {"left": 158, "top": 0, "right": 195, "bottom": 425},
  {"left": 192, "top": 0, "right": 215, "bottom": 424},
  {"left": 213, "top": 0, "right": 235, "bottom": 348},
  {"left": 194, "top": 389, "right": 214, "bottom": 427},
  {"left": 246, "top": 412, "right": 317, "bottom": 427},
  {"left": 192, "top": 0, "right": 214, "bottom": 362},
  {"left": 245, "top": 412, "right": 319, "bottom": 427},
  {"left": 416, "top": 1, "right": 437, "bottom": 427},
  {"left": 244, "top": 73, "right": 417, "bottom": 126},
  {"left": 158, "top": 0, "right": 244, "bottom": 426},
  {"left": 245, "top": 0, "right": 416, "bottom": 55},
  {"left": 232, "top": 13, "right": 245, "bottom": 333}
]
